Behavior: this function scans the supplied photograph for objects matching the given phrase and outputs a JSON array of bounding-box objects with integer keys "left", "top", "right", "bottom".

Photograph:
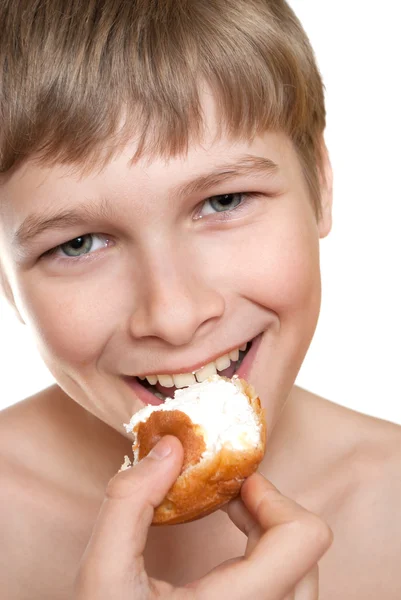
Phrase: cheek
[
  {"left": 15, "top": 268, "right": 130, "bottom": 368},
  {"left": 216, "top": 201, "right": 321, "bottom": 318},
  {"left": 259, "top": 223, "right": 321, "bottom": 317},
  {"left": 12, "top": 195, "right": 320, "bottom": 372}
]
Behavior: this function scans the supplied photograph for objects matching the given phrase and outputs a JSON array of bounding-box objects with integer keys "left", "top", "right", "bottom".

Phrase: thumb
[{"left": 76, "top": 436, "right": 184, "bottom": 590}]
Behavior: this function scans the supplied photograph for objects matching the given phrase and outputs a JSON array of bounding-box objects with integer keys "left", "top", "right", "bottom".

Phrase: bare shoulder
[
  {"left": 0, "top": 385, "right": 85, "bottom": 495},
  {"left": 0, "top": 387, "right": 99, "bottom": 600},
  {"left": 0, "top": 388, "right": 69, "bottom": 599},
  {"left": 0, "top": 385, "right": 65, "bottom": 489},
  {"left": 353, "top": 410, "right": 401, "bottom": 537},
  {"left": 0, "top": 384, "right": 71, "bottom": 453},
  {"left": 317, "top": 400, "right": 401, "bottom": 599},
  {"left": 0, "top": 387, "right": 134, "bottom": 599},
  {"left": 352, "top": 414, "right": 401, "bottom": 581}
]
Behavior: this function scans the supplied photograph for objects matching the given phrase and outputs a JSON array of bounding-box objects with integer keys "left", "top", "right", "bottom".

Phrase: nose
[{"left": 128, "top": 247, "right": 225, "bottom": 347}]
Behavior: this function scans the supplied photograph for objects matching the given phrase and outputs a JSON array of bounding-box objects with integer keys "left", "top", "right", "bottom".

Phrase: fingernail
[{"left": 148, "top": 437, "right": 173, "bottom": 460}]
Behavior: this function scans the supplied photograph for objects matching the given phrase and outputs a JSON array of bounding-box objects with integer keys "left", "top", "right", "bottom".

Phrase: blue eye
[
  {"left": 59, "top": 235, "right": 94, "bottom": 257},
  {"left": 44, "top": 234, "right": 110, "bottom": 260},
  {"left": 200, "top": 193, "right": 244, "bottom": 216}
]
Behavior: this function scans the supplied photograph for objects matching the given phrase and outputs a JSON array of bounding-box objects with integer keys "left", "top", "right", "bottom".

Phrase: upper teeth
[{"left": 139, "top": 344, "right": 247, "bottom": 389}]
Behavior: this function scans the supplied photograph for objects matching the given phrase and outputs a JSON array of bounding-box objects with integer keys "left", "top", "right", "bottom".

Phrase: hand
[{"left": 74, "top": 436, "right": 333, "bottom": 599}]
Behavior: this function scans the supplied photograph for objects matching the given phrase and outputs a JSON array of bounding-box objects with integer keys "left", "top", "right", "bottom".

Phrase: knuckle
[
  {"left": 312, "top": 517, "right": 333, "bottom": 551},
  {"left": 299, "top": 514, "right": 334, "bottom": 553},
  {"left": 105, "top": 469, "right": 143, "bottom": 500},
  {"left": 73, "top": 561, "right": 100, "bottom": 597},
  {"left": 74, "top": 554, "right": 133, "bottom": 597},
  {"left": 76, "top": 548, "right": 104, "bottom": 581}
]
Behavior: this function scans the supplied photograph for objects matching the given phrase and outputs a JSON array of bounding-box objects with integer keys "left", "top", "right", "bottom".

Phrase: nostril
[{"left": 128, "top": 280, "right": 225, "bottom": 346}]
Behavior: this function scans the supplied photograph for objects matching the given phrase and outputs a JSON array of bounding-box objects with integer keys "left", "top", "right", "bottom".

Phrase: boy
[{"left": 1, "top": 0, "right": 400, "bottom": 598}]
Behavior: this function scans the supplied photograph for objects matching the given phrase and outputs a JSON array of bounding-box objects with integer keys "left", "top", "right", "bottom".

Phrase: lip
[
  {"left": 124, "top": 333, "right": 264, "bottom": 407},
  {"left": 133, "top": 341, "right": 252, "bottom": 379},
  {"left": 125, "top": 376, "right": 165, "bottom": 406},
  {"left": 236, "top": 333, "right": 262, "bottom": 381}
]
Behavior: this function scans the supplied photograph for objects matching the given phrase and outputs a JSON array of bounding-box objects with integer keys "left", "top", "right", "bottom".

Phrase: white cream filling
[{"left": 124, "top": 375, "right": 261, "bottom": 462}]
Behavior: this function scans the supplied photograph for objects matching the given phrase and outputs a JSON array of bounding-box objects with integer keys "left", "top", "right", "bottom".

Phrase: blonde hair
[{"left": 0, "top": 0, "right": 326, "bottom": 215}]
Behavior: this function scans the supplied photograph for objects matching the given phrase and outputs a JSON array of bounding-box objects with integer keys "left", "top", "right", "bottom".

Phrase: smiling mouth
[{"left": 135, "top": 341, "right": 252, "bottom": 401}]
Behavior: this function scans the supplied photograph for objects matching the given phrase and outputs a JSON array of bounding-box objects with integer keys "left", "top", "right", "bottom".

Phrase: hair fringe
[{"left": 0, "top": 0, "right": 326, "bottom": 214}]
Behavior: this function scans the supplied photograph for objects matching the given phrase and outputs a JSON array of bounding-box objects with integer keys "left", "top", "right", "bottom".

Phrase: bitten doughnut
[{"left": 123, "top": 374, "right": 266, "bottom": 525}]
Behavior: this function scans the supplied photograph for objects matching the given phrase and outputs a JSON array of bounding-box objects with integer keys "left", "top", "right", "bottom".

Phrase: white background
[{"left": 1, "top": 1, "right": 400, "bottom": 423}]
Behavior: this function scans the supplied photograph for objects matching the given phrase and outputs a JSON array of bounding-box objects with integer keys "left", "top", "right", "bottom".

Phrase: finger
[
  {"left": 295, "top": 565, "right": 319, "bottom": 600},
  {"left": 226, "top": 487, "right": 321, "bottom": 594},
  {"left": 184, "top": 557, "right": 244, "bottom": 590},
  {"left": 194, "top": 473, "right": 333, "bottom": 600},
  {"left": 241, "top": 474, "right": 332, "bottom": 558},
  {"left": 225, "top": 496, "right": 263, "bottom": 557},
  {"left": 226, "top": 496, "right": 257, "bottom": 536},
  {"left": 77, "top": 436, "right": 183, "bottom": 585},
  {"left": 240, "top": 473, "right": 315, "bottom": 531}
]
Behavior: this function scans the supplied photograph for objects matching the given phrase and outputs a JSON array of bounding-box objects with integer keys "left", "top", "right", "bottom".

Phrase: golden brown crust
[
  {"left": 131, "top": 377, "right": 266, "bottom": 525},
  {"left": 153, "top": 443, "right": 265, "bottom": 525},
  {"left": 136, "top": 409, "right": 206, "bottom": 470}
]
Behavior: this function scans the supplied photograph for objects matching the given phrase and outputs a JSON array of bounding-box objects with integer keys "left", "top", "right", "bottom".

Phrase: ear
[
  {"left": 0, "top": 264, "right": 25, "bottom": 325},
  {"left": 317, "top": 140, "right": 333, "bottom": 239}
]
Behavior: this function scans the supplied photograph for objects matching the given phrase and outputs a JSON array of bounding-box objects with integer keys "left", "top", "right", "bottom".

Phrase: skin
[{"left": 1, "top": 94, "right": 401, "bottom": 599}]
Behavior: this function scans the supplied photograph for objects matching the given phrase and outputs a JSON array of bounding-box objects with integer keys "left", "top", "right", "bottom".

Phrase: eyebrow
[
  {"left": 13, "top": 196, "right": 116, "bottom": 250},
  {"left": 13, "top": 154, "right": 278, "bottom": 249},
  {"left": 171, "top": 154, "right": 279, "bottom": 198}
]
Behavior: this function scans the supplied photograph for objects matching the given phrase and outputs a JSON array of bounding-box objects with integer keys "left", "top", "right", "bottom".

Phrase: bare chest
[
  {"left": 5, "top": 459, "right": 401, "bottom": 600},
  {"left": 5, "top": 493, "right": 398, "bottom": 600},
  {"left": 144, "top": 489, "right": 400, "bottom": 600},
  {"left": 2, "top": 479, "right": 98, "bottom": 600},
  {"left": 144, "top": 511, "right": 247, "bottom": 585}
]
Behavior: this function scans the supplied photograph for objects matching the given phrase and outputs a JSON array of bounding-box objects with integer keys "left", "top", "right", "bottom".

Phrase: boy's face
[{"left": 0, "top": 96, "right": 332, "bottom": 437}]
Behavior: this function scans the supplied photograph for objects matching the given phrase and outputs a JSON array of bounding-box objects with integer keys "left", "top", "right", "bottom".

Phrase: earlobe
[
  {"left": 0, "top": 265, "right": 26, "bottom": 325},
  {"left": 317, "top": 141, "right": 333, "bottom": 239}
]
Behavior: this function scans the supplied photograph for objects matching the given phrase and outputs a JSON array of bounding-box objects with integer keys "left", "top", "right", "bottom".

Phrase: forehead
[
  {"left": 0, "top": 131, "right": 295, "bottom": 213},
  {"left": 0, "top": 131, "right": 302, "bottom": 267},
  {"left": 0, "top": 89, "right": 302, "bottom": 242},
  {"left": 0, "top": 87, "right": 296, "bottom": 196}
]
